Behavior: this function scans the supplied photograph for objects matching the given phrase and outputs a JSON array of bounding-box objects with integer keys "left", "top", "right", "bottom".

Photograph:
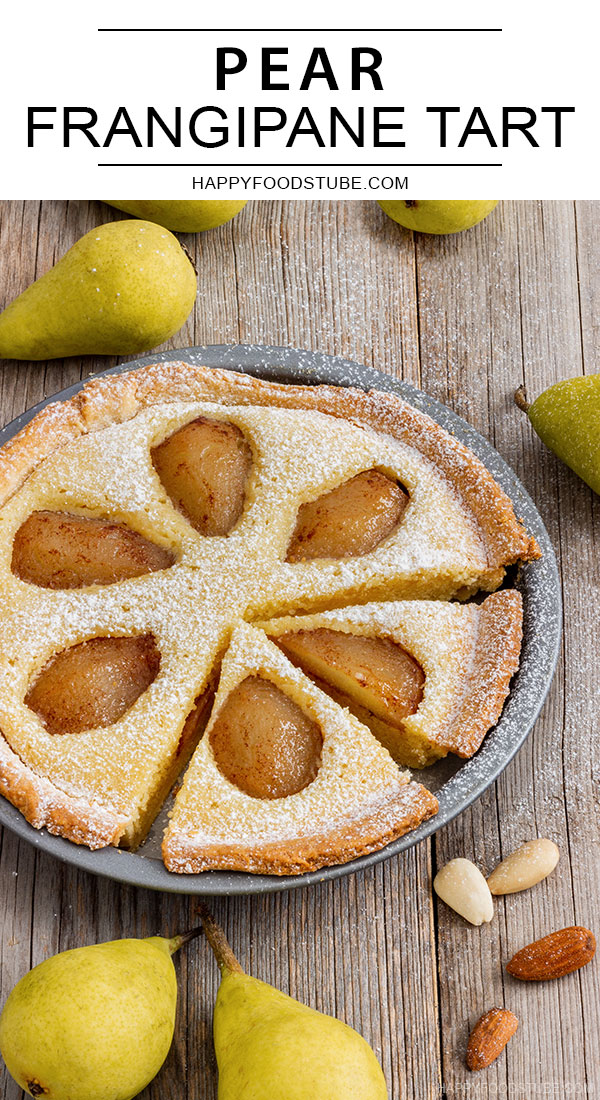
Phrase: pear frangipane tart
[{"left": 0, "top": 361, "right": 537, "bottom": 875}]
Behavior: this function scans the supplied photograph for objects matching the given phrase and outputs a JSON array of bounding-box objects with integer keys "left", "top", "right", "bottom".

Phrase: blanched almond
[
  {"left": 487, "top": 839, "right": 560, "bottom": 895},
  {"left": 433, "top": 858, "right": 494, "bottom": 926}
]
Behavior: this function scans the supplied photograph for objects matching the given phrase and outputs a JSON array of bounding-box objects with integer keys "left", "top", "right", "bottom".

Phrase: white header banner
[{"left": 2, "top": 1, "right": 596, "bottom": 199}]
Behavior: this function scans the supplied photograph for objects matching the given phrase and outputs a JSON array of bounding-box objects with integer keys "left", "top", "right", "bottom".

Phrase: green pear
[
  {"left": 200, "top": 906, "right": 388, "bottom": 1100},
  {"left": 105, "top": 200, "right": 247, "bottom": 232},
  {"left": 378, "top": 199, "right": 498, "bottom": 235},
  {"left": 515, "top": 377, "right": 600, "bottom": 494},
  {"left": 0, "top": 220, "right": 197, "bottom": 360},
  {"left": 0, "top": 927, "right": 201, "bottom": 1100}
]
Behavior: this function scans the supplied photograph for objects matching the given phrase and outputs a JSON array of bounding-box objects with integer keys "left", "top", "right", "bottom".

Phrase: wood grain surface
[{"left": 0, "top": 199, "right": 598, "bottom": 1100}]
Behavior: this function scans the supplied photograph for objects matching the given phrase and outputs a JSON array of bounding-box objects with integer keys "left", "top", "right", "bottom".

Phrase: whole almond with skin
[
  {"left": 507, "top": 926, "right": 596, "bottom": 980},
  {"left": 466, "top": 1007, "right": 518, "bottom": 1070},
  {"left": 487, "top": 838, "right": 559, "bottom": 895},
  {"left": 433, "top": 858, "right": 494, "bottom": 925}
]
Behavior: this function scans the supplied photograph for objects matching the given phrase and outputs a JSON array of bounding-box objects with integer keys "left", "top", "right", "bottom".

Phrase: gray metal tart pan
[{"left": 0, "top": 345, "right": 561, "bottom": 894}]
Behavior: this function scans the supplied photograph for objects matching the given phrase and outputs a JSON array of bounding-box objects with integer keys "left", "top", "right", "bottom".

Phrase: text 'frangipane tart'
[{"left": 0, "top": 360, "right": 539, "bottom": 873}]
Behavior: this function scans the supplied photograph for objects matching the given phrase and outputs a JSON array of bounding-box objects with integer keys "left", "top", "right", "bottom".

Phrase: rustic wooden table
[{"left": 0, "top": 199, "right": 598, "bottom": 1100}]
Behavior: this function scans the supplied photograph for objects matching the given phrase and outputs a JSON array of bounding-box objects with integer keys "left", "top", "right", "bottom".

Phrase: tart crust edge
[
  {"left": 446, "top": 589, "right": 524, "bottom": 758},
  {"left": 0, "top": 732, "right": 128, "bottom": 848},
  {"left": 0, "top": 361, "right": 540, "bottom": 575},
  {"left": 162, "top": 780, "right": 439, "bottom": 875}
]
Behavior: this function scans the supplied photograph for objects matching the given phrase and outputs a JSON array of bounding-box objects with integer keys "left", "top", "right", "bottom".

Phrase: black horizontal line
[
  {"left": 98, "top": 27, "right": 503, "bottom": 33},
  {"left": 98, "top": 162, "right": 503, "bottom": 168}
]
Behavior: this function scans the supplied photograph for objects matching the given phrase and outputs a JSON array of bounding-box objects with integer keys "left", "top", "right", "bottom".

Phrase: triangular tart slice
[
  {"left": 162, "top": 622, "right": 438, "bottom": 875},
  {"left": 261, "top": 590, "right": 523, "bottom": 768}
]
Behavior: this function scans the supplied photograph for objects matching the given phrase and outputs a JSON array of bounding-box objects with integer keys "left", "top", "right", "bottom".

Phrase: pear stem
[
  {"left": 197, "top": 903, "right": 244, "bottom": 974},
  {"left": 168, "top": 926, "right": 204, "bottom": 955},
  {"left": 514, "top": 385, "right": 531, "bottom": 413},
  {"left": 180, "top": 240, "right": 198, "bottom": 276}
]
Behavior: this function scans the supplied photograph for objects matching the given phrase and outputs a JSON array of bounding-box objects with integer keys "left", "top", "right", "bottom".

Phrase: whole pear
[
  {"left": 200, "top": 906, "right": 388, "bottom": 1100},
  {"left": 105, "top": 200, "right": 247, "bottom": 232},
  {"left": 0, "top": 928, "right": 200, "bottom": 1100},
  {"left": 378, "top": 199, "right": 498, "bottom": 235},
  {"left": 0, "top": 220, "right": 197, "bottom": 360},
  {"left": 515, "top": 377, "right": 600, "bottom": 494}
]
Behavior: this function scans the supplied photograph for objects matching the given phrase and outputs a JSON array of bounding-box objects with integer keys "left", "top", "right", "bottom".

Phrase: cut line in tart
[
  {"left": 0, "top": 360, "right": 539, "bottom": 873},
  {"left": 262, "top": 591, "right": 523, "bottom": 768}
]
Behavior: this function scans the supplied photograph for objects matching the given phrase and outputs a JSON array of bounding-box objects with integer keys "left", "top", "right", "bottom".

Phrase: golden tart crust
[
  {"left": 0, "top": 361, "right": 539, "bottom": 572},
  {"left": 0, "top": 361, "right": 537, "bottom": 871}
]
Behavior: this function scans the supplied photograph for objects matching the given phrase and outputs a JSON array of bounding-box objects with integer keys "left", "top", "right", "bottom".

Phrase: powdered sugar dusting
[{"left": 0, "top": 351, "right": 559, "bottom": 886}]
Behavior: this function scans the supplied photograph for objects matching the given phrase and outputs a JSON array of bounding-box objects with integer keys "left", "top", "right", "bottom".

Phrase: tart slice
[
  {"left": 162, "top": 623, "right": 438, "bottom": 875},
  {"left": 261, "top": 591, "right": 523, "bottom": 768},
  {"left": 0, "top": 562, "right": 226, "bottom": 849}
]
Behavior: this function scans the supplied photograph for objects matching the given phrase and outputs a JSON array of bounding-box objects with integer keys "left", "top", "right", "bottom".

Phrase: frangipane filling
[{"left": 16, "top": 447, "right": 419, "bottom": 794}]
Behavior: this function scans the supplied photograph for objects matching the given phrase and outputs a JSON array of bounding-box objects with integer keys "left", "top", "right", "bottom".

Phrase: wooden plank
[
  {"left": 0, "top": 831, "right": 37, "bottom": 1100},
  {"left": 563, "top": 200, "right": 600, "bottom": 1097},
  {"left": 415, "top": 199, "right": 597, "bottom": 1098},
  {"left": 0, "top": 199, "right": 440, "bottom": 1100},
  {"left": 0, "top": 198, "right": 596, "bottom": 1100}
]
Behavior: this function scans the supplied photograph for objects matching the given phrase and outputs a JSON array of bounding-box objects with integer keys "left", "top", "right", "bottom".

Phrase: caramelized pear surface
[
  {"left": 25, "top": 635, "right": 161, "bottom": 735},
  {"left": 152, "top": 417, "right": 252, "bottom": 536},
  {"left": 12, "top": 511, "right": 174, "bottom": 589},
  {"left": 209, "top": 676, "right": 322, "bottom": 799},
  {"left": 277, "top": 628, "right": 424, "bottom": 728},
  {"left": 286, "top": 469, "right": 408, "bottom": 563}
]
